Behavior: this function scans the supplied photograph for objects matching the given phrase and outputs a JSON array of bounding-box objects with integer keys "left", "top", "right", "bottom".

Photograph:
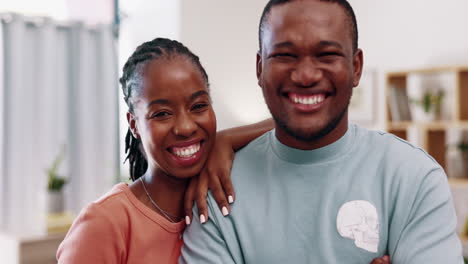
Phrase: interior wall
[
  {"left": 118, "top": 0, "right": 181, "bottom": 177},
  {"left": 179, "top": 0, "right": 468, "bottom": 130},
  {"left": 354, "top": 0, "right": 468, "bottom": 69},
  {"left": 180, "top": 0, "right": 270, "bottom": 130},
  {"left": 351, "top": 0, "right": 468, "bottom": 129},
  {"left": 119, "top": 0, "right": 180, "bottom": 64}
]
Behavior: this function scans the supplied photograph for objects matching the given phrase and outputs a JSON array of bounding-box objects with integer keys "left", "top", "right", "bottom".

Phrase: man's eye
[
  {"left": 271, "top": 53, "right": 296, "bottom": 58},
  {"left": 192, "top": 103, "right": 209, "bottom": 112},
  {"left": 319, "top": 52, "right": 342, "bottom": 57}
]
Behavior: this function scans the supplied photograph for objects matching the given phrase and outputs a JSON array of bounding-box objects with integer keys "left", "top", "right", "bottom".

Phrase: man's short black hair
[{"left": 258, "top": 0, "right": 358, "bottom": 52}]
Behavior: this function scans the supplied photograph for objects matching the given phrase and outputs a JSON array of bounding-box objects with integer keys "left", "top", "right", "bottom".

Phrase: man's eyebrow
[
  {"left": 272, "top": 41, "right": 294, "bottom": 50},
  {"left": 271, "top": 41, "right": 343, "bottom": 50},
  {"left": 189, "top": 90, "right": 209, "bottom": 101},
  {"left": 318, "top": 40, "right": 343, "bottom": 49}
]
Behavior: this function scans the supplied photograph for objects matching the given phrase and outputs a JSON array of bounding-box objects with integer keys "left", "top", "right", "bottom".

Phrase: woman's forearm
[{"left": 220, "top": 118, "right": 274, "bottom": 151}]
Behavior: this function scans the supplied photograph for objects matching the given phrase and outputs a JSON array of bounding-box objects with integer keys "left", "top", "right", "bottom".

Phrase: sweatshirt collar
[{"left": 270, "top": 124, "right": 355, "bottom": 164}]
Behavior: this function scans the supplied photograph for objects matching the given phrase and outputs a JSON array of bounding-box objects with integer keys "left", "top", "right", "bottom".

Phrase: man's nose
[
  {"left": 290, "top": 58, "right": 323, "bottom": 87},
  {"left": 173, "top": 112, "right": 197, "bottom": 137}
]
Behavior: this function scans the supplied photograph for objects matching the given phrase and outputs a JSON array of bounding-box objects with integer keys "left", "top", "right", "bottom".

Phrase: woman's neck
[{"left": 131, "top": 167, "right": 190, "bottom": 222}]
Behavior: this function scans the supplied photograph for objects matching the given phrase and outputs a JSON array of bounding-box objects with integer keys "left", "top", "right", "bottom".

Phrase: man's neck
[{"left": 275, "top": 118, "right": 349, "bottom": 150}]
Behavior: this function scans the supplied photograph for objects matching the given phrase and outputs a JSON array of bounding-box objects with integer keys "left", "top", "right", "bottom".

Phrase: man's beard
[{"left": 271, "top": 98, "right": 350, "bottom": 143}]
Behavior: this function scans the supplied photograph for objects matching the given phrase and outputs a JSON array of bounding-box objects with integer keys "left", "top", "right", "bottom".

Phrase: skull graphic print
[{"left": 336, "top": 200, "right": 380, "bottom": 253}]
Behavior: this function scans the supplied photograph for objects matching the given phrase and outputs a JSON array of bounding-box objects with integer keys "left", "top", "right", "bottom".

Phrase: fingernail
[
  {"left": 222, "top": 206, "right": 229, "bottom": 216},
  {"left": 200, "top": 214, "right": 206, "bottom": 224},
  {"left": 228, "top": 195, "right": 234, "bottom": 204},
  {"left": 185, "top": 216, "right": 191, "bottom": 225}
]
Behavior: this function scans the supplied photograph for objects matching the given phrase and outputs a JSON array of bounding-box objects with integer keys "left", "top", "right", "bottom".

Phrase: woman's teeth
[{"left": 171, "top": 143, "right": 200, "bottom": 158}]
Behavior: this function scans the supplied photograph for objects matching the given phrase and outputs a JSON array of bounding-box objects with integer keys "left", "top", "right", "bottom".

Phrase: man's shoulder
[
  {"left": 355, "top": 125, "right": 441, "bottom": 169},
  {"left": 228, "top": 130, "right": 275, "bottom": 187},
  {"left": 235, "top": 129, "right": 273, "bottom": 159}
]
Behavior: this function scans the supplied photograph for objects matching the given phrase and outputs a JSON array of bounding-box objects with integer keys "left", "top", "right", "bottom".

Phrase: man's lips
[
  {"left": 285, "top": 92, "right": 329, "bottom": 112},
  {"left": 289, "top": 93, "right": 326, "bottom": 105}
]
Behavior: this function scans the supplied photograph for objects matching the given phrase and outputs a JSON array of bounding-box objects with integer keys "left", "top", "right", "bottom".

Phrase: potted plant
[
  {"left": 457, "top": 142, "right": 468, "bottom": 179},
  {"left": 411, "top": 90, "right": 444, "bottom": 121},
  {"left": 458, "top": 142, "right": 468, "bottom": 159},
  {"left": 46, "top": 146, "right": 67, "bottom": 214}
]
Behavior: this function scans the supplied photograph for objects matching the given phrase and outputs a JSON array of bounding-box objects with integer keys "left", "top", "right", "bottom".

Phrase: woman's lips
[{"left": 167, "top": 141, "right": 204, "bottom": 167}]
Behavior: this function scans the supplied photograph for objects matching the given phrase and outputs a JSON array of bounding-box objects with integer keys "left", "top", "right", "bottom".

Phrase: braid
[
  {"left": 120, "top": 38, "right": 209, "bottom": 181},
  {"left": 124, "top": 129, "right": 147, "bottom": 181}
]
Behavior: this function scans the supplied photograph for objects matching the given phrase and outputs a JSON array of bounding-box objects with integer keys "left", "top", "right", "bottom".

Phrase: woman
[{"left": 56, "top": 37, "right": 272, "bottom": 263}]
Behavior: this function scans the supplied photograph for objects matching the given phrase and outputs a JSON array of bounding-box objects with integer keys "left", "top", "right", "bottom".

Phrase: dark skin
[
  {"left": 258, "top": 1, "right": 390, "bottom": 262},
  {"left": 184, "top": 119, "right": 275, "bottom": 223},
  {"left": 127, "top": 56, "right": 274, "bottom": 224},
  {"left": 257, "top": 0, "right": 363, "bottom": 150},
  {"left": 187, "top": 0, "right": 391, "bottom": 263},
  {"left": 127, "top": 57, "right": 217, "bottom": 221}
]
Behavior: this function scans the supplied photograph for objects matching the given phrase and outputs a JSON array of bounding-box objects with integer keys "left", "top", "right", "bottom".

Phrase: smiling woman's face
[{"left": 128, "top": 57, "right": 216, "bottom": 179}]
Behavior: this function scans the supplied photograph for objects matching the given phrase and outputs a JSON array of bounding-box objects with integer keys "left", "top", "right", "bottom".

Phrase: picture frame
[{"left": 349, "top": 70, "right": 377, "bottom": 126}]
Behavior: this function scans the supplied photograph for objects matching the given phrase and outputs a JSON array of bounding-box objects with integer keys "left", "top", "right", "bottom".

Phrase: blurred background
[{"left": 0, "top": 0, "right": 468, "bottom": 263}]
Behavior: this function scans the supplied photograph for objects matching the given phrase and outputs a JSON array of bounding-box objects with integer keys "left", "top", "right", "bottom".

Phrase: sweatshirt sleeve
[
  {"left": 57, "top": 203, "right": 126, "bottom": 264},
  {"left": 179, "top": 196, "right": 239, "bottom": 264},
  {"left": 389, "top": 168, "right": 464, "bottom": 263}
]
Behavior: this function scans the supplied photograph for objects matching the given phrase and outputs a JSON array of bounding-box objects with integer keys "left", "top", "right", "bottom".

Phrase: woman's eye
[{"left": 152, "top": 111, "right": 171, "bottom": 118}]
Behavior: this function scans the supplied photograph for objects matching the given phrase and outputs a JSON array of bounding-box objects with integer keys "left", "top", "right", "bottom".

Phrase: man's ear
[
  {"left": 126, "top": 112, "right": 139, "bottom": 138},
  {"left": 256, "top": 51, "right": 263, "bottom": 87},
  {"left": 352, "top": 48, "right": 364, "bottom": 87}
]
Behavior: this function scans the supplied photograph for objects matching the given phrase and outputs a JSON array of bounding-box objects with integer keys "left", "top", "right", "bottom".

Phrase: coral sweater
[{"left": 57, "top": 183, "right": 185, "bottom": 264}]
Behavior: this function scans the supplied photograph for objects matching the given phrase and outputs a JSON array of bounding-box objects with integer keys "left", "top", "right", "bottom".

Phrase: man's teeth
[
  {"left": 291, "top": 94, "right": 325, "bottom": 105},
  {"left": 172, "top": 143, "right": 201, "bottom": 158}
]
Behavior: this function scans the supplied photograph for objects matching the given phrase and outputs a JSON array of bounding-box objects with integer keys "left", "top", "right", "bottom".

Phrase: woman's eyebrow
[
  {"left": 147, "top": 98, "right": 170, "bottom": 107},
  {"left": 189, "top": 90, "right": 209, "bottom": 101},
  {"left": 146, "top": 90, "right": 209, "bottom": 107}
]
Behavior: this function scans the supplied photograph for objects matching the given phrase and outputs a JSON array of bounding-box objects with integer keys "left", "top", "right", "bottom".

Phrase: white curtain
[{"left": 0, "top": 13, "right": 120, "bottom": 236}]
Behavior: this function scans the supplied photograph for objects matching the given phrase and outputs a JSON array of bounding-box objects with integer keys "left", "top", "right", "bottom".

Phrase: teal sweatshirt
[{"left": 180, "top": 124, "right": 463, "bottom": 263}]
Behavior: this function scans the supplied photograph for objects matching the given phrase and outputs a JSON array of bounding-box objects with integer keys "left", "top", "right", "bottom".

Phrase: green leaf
[{"left": 47, "top": 145, "right": 67, "bottom": 192}]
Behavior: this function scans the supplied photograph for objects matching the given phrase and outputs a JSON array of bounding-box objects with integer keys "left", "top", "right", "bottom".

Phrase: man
[{"left": 180, "top": 0, "right": 463, "bottom": 263}]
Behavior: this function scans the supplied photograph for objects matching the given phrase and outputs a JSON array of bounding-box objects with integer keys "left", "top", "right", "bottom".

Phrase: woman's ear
[{"left": 127, "top": 112, "right": 140, "bottom": 138}]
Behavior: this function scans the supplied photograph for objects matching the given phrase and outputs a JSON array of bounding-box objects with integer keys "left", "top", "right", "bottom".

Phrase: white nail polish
[
  {"left": 228, "top": 195, "right": 234, "bottom": 204},
  {"left": 222, "top": 206, "right": 229, "bottom": 216},
  {"left": 185, "top": 216, "right": 191, "bottom": 225},
  {"left": 200, "top": 214, "right": 206, "bottom": 224}
]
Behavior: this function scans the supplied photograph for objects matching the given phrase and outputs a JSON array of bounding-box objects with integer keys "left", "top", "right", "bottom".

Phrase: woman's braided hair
[{"left": 120, "top": 38, "right": 209, "bottom": 181}]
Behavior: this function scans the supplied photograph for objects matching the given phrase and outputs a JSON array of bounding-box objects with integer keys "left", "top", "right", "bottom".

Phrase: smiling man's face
[{"left": 257, "top": 0, "right": 363, "bottom": 149}]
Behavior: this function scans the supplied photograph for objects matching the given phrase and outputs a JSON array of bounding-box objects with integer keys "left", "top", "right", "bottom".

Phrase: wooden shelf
[
  {"left": 449, "top": 178, "right": 468, "bottom": 188},
  {"left": 388, "top": 121, "right": 468, "bottom": 131},
  {"left": 386, "top": 66, "right": 468, "bottom": 174},
  {"left": 0, "top": 233, "right": 65, "bottom": 264},
  {"left": 388, "top": 65, "right": 468, "bottom": 76},
  {"left": 387, "top": 121, "right": 412, "bottom": 130}
]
